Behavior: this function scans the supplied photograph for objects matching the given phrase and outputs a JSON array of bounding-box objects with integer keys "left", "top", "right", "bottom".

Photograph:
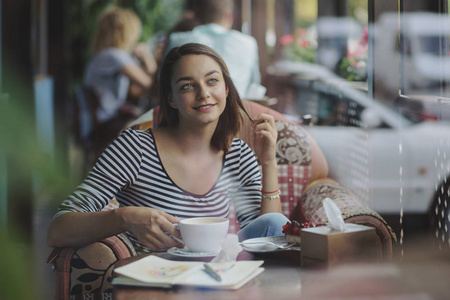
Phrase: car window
[{"left": 315, "top": 91, "right": 391, "bottom": 128}]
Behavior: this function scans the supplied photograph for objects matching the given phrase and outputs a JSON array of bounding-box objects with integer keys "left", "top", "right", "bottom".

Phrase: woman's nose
[{"left": 196, "top": 85, "right": 210, "bottom": 100}]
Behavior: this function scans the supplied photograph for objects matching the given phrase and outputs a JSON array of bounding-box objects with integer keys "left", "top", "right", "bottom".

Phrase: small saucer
[
  {"left": 241, "top": 235, "right": 301, "bottom": 253},
  {"left": 167, "top": 247, "right": 219, "bottom": 258}
]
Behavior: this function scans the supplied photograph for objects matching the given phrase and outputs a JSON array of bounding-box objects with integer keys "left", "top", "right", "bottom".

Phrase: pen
[{"left": 203, "top": 263, "right": 222, "bottom": 282}]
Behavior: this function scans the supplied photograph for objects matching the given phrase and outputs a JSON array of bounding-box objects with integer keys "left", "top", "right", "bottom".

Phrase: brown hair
[
  {"left": 193, "top": 0, "right": 233, "bottom": 25},
  {"left": 92, "top": 7, "right": 141, "bottom": 54},
  {"left": 157, "top": 43, "right": 251, "bottom": 152}
]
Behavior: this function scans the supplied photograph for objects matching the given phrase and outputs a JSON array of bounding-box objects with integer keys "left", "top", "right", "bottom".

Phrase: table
[
  {"left": 113, "top": 238, "right": 450, "bottom": 300},
  {"left": 113, "top": 250, "right": 303, "bottom": 300}
]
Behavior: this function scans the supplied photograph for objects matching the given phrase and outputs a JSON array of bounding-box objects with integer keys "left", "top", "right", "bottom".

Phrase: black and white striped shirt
[{"left": 55, "top": 128, "right": 262, "bottom": 252}]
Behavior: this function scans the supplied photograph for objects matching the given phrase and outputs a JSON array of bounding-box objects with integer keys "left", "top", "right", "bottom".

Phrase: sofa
[{"left": 47, "top": 100, "right": 396, "bottom": 300}]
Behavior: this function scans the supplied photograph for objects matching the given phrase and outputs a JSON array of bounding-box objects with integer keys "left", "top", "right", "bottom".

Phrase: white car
[{"left": 273, "top": 61, "right": 450, "bottom": 236}]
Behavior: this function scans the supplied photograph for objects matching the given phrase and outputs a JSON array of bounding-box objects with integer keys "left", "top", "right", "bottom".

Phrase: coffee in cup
[{"left": 179, "top": 217, "right": 229, "bottom": 253}]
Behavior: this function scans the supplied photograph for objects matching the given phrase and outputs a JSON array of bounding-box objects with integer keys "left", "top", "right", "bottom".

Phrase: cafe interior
[{"left": 1, "top": 0, "right": 450, "bottom": 299}]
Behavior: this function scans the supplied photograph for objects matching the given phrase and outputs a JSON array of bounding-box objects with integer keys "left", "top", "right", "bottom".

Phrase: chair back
[{"left": 73, "top": 85, "right": 101, "bottom": 149}]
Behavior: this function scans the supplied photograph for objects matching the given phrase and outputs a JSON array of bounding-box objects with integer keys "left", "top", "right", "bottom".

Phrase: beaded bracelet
[{"left": 261, "top": 189, "right": 281, "bottom": 200}]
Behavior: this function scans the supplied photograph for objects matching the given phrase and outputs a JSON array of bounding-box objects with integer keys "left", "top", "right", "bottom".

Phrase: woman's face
[{"left": 169, "top": 54, "right": 228, "bottom": 127}]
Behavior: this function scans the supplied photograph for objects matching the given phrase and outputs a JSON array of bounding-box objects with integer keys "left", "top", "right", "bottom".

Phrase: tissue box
[{"left": 300, "top": 223, "right": 377, "bottom": 267}]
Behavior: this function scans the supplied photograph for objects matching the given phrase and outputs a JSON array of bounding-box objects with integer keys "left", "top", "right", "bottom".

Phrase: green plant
[{"left": 338, "top": 56, "right": 367, "bottom": 82}]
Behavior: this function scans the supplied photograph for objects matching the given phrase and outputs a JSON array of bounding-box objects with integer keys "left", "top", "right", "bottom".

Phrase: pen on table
[{"left": 203, "top": 263, "right": 222, "bottom": 282}]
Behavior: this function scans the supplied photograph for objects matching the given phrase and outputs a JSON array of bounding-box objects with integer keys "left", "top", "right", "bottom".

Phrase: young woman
[{"left": 48, "top": 43, "right": 288, "bottom": 254}]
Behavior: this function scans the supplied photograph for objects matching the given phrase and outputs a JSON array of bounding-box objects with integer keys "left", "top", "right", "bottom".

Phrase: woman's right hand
[{"left": 116, "top": 206, "right": 184, "bottom": 251}]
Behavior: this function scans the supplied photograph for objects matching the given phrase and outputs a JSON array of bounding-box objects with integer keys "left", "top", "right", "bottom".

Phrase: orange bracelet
[{"left": 259, "top": 188, "right": 280, "bottom": 194}]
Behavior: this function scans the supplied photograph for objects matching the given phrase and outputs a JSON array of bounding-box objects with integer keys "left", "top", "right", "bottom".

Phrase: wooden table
[
  {"left": 113, "top": 250, "right": 303, "bottom": 300},
  {"left": 113, "top": 238, "right": 450, "bottom": 300}
]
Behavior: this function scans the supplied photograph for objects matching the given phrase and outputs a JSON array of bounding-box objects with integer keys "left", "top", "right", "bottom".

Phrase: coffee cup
[{"left": 179, "top": 217, "right": 229, "bottom": 253}]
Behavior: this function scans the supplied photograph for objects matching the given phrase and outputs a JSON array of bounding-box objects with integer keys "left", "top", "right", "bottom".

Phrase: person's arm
[
  {"left": 251, "top": 113, "right": 282, "bottom": 214},
  {"left": 47, "top": 207, "right": 183, "bottom": 250},
  {"left": 121, "top": 43, "right": 157, "bottom": 98},
  {"left": 46, "top": 130, "right": 183, "bottom": 251},
  {"left": 133, "top": 43, "right": 158, "bottom": 76}
]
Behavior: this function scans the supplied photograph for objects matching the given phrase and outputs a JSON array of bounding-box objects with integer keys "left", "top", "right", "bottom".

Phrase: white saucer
[
  {"left": 241, "top": 235, "right": 300, "bottom": 253},
  {"left": 167, "top": 247, "right": 219, "bottom": 258}
]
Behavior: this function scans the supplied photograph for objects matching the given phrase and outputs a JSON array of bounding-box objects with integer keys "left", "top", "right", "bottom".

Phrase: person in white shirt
[{"left": 166, "top": 0, "right": 261, "bottom": 99}]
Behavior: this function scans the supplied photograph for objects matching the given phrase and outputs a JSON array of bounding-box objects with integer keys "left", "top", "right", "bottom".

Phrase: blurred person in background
[
  {"left": 145, "top": 10, "right": 199, "bottom": 106},
  {"left": 83, "top": 6, "right": 157, "bottom": 158},
  {"left": 166, "top": 0, "right": 261, "bottom": 99}
]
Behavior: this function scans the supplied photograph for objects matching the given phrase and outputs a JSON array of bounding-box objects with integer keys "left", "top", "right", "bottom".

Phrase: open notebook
[{"left": 112, "top": 256, "right": 264, "bottom": 290}]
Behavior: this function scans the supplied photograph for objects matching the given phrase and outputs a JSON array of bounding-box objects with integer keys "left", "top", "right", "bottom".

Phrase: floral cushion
[
  {"left": 49, "top": 234, "right": 135, "bottom": 300},
  {"left": 275, "top": 121, "right": 311, "bottom": 166},
  {"left": 299, "top": 178, "right": 397, "bottom": 257},
  {"left": 301, "top": 179, "right": 362, "bottom": 223}
]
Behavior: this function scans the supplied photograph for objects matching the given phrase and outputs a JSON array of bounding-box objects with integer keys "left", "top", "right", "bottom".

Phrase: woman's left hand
[{"left": 252, "top": 113, "right": 277, "bottom": 165}]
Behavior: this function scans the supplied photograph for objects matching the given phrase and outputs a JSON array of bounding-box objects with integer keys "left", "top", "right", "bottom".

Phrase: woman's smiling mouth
[{"left": 194, "top": 104, "right": 216, "bottom": 111}]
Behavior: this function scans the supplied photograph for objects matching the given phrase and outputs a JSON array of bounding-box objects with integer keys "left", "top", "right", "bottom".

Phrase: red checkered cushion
[
  {"left": 227, "top": 164, "right": 311, "bottom": 233},
  {"left": 228, "top": 120, "right": 313, "bottom": 233}
]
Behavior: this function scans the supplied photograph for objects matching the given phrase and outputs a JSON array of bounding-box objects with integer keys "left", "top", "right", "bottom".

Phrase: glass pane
[
  {"left": 276, "top": 0, "right": 368, "bottom": 82},
  {"left": 399, "top": 10, "right": 450, "bottom": 97}
]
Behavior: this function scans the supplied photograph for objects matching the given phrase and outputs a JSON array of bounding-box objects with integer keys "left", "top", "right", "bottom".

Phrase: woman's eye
[
  {"left": 181, "top": 84, "right": 192, "bottom": 90},
  {"left": 208, "top": 78, "right": 219, "bottom": 84}
]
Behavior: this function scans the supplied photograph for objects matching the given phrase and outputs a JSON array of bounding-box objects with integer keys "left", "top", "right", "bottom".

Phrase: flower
[
  {"left": 282, "top": 221, "right": 323, "bottom": 236},
  {"left": 279, "top": 34, "right": 294, "bottom": 46},
  {"left": 279, "top": 28, "right": 317, "bottom": 63},
  {"left": 338, "top": 26, "right": 368, "bottom": 82}
]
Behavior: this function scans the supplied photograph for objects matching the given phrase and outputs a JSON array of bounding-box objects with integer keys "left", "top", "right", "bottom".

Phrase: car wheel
[{"left": 429, "top": 179, "right": 450, "bottom": 245}]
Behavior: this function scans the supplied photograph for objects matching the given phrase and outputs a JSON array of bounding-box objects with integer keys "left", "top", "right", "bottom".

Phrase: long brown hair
[{"left": 157, "top": 43, "right": 251, "bottom": 152}]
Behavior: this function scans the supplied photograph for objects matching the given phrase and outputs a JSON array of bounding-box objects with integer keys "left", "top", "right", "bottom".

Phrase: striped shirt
[{"left": 55, "top": 128, "right": 262, "bottom": 252}]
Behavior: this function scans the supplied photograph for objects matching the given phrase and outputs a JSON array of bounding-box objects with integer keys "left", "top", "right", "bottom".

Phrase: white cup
[{"left": 179, "top": 217, "right": 229, "bottom": 253}]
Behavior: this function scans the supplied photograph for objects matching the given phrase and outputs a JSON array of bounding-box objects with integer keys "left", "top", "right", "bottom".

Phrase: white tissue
[
  {"left": 210, "top": 234, "right": 243, "bottom": 263},
  {"left": 322, "top": 197, "right": 346, "bottom": 232}
]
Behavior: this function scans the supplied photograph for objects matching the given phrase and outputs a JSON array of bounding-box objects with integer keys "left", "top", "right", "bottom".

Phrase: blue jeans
[{"left": 237, "top": 212, "right": 289, "bottom": 242}]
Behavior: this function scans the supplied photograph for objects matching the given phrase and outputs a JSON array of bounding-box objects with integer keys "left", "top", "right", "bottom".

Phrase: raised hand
[{"left": 252, "top": 113, "right": 277, "bottom": 166}]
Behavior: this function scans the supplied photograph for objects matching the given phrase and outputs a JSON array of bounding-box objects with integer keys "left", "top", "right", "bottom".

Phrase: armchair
[{"left": 48, "top": 100, "right": 396, "bottom": 299}]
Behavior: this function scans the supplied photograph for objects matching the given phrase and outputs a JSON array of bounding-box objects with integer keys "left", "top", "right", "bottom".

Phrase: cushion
[
  {"left": 228, "top": 120, "right": 313, "bottom": 232},
  {"left": 301, "top": 179, "right": 362, "bottom": 224},
  {"left": 49, "top": 234, "right": 135, "bottom": 300},
  {"left": 275, "top": 121, "right": 311, "bottom": 166},
  {"left": 227, "top": 164, "right": 311, "bottom": 233}
]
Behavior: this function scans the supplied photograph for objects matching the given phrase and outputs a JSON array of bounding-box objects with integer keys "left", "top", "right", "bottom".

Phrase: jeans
[{"left": 237, "top": 212, "right": 289, "bottom": 241}]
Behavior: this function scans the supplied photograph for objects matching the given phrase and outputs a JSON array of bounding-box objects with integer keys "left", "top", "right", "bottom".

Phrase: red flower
[
  {"left": 279, "top": 34, "right": 294, "bottom": 46},
  {"left": 282, "top": 220, "right": 324, "bottom": 236},
  {"left": 300, "top": 40, "right": 310, "bottom": 48}
]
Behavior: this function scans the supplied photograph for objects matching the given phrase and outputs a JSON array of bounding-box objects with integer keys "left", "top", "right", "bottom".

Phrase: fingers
[
  {"left": 140, "top": 224, "right": 183, "bottom": 251},
  {"left": 253, "top": 113, "right": 277, "bottom": 139},
  {"left": 149, "top": 212, "right": 184, "bottom": 249},
  {"left": 130, "top": 209, "right": 183, "bottom": 251}
]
